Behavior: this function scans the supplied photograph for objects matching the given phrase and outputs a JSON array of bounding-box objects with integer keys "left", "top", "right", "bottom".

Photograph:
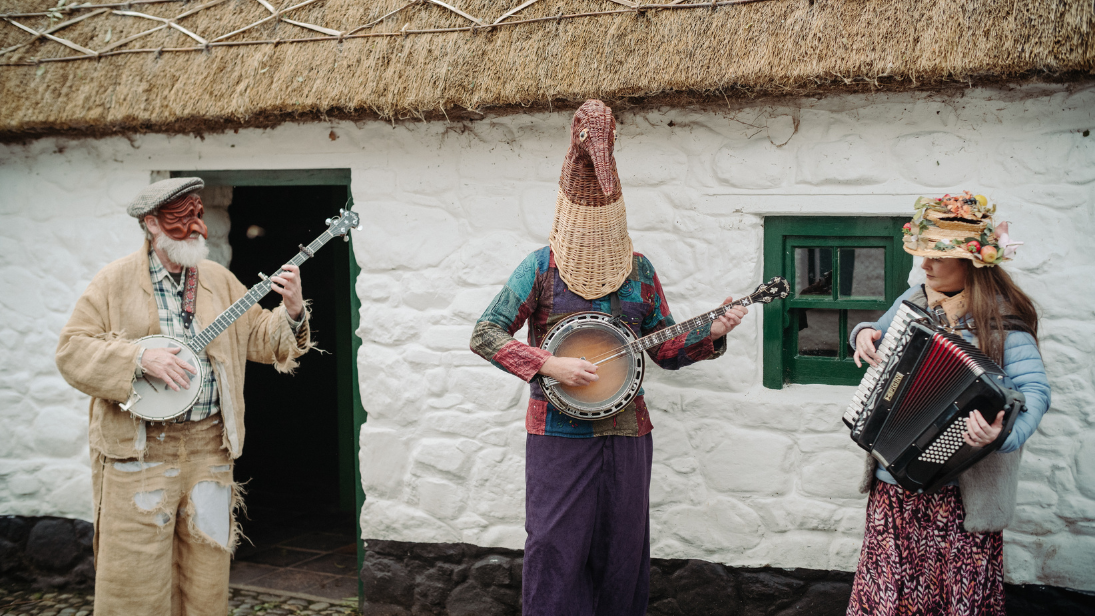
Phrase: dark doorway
[{"left": 224, "top": 184, "right": 358, "bottom": 602}]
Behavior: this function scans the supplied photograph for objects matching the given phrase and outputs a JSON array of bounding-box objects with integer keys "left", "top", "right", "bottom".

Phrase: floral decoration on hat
[{"left": 902, "top": 191, "right": 1021, "bottom": 267}]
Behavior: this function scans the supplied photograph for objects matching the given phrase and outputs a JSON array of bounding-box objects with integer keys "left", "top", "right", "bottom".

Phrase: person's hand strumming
[
  {"left": 540, "top": 356, "right": 599, "bottom": 387},
  {"left": 141, "top": 347, "right": 198, "bottom": 391}
]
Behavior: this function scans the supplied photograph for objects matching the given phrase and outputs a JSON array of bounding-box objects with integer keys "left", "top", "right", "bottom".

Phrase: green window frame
[{"left": 762, "top": 216, "right": 912, "bottom": 389}]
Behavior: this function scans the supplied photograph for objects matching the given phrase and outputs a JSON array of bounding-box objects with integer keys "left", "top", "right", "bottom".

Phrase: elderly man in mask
[{"left": 56, "top": 177, "right": 312, "bottom": 616}]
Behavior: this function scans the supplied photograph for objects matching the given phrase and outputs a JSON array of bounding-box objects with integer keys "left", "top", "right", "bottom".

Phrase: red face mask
[{"left": 155, "top": 193, "right": 208, "bottom": 240}]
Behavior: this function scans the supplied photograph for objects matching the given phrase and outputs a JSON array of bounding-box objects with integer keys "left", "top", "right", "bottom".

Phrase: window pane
[
  {"left": 847, "top": 309, "right": 887, "bottom": 339},
  {"left": 839, "top": 248, "right": 886, "bottom": 298},
  {"left": 797, "top": 309, "right": 839, "bottom": 357},
  {"left": 795, "top": 248, "right": 833, "bottom": 296}
]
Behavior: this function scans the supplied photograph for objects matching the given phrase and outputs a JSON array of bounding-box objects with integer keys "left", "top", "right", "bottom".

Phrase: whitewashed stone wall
[{"left": 0, "top": 84, "right": 1091, "bottom": 590}]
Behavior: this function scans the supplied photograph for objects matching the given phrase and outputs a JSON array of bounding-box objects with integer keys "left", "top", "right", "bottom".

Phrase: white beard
[{"left": 156, "top": 234, "right": 209, "bottom": 268}]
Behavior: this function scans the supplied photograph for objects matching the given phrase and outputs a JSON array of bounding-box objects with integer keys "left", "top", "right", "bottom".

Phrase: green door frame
[{"left": 170, "top": 168, "right": 367, "bottom": 600}]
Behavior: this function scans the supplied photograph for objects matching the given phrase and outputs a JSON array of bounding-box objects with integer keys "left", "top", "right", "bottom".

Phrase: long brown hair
[{"left": 965, "top": 262, "right": 1039, "bottom": 363}]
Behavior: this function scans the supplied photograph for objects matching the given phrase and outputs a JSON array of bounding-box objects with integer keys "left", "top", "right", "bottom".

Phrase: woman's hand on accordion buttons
[
  {"left": 853, "top": 328, "right": 883, "bottom": 368},
  {"left": 541, "top": 356, "right": 599, "bottom": 387},
  {"left": 963, "top": 410, "right": 1005, "bottom": 448}
]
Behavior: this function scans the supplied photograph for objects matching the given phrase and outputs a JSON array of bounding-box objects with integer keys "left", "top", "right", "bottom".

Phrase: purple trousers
[{"left": 523, "top": 433, "right": 654, "bottom": 616}]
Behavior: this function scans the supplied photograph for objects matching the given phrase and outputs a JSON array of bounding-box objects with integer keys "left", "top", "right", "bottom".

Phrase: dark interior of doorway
[{"left": 225, "top": 185, "right": 358, "bottom": 601}]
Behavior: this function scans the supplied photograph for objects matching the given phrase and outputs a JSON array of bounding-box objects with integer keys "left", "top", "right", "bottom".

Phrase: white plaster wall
[{"left": 0, "top": 84, "right": 1091, "bottom": 590}]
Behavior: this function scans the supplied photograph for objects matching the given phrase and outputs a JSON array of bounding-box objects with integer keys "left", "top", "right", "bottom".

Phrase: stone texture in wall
[
  {"left": 357, "top": 538, "right": 856, "bottom": 616},
  {"left": 0, "top": 515, "right": 94, "bottom": 590},
  {"left": 200, "top": 184, "right": 233, "bottom": 268},
  {"left": 0, "top": 156, "right": 153, "bottom": 522},
  {"left": 3, "top": 518, "right": 1094, "bottom": 614},
  {"left": 358, "top": 539, "right": 1095, "bottom": 616}
]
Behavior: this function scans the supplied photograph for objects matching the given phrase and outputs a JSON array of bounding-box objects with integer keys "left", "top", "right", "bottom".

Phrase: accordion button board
[{"left": 843, "top": 301, "right": 1027, "bottom": 494}]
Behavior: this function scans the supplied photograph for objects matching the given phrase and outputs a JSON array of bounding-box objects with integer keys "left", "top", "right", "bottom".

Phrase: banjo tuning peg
[{"left": 325, "top": 218, "right": 333, "bottom": 226}]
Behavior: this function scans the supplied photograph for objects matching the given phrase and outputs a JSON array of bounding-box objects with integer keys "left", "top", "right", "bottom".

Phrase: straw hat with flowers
[{"left": 902, "top": 192, "right": 1022, "bottom": 267}]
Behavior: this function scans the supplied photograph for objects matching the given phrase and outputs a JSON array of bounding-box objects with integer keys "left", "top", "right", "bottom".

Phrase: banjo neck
[
  {"left": 188, "top": 228, "right": 337, "bottom": 353},
  {"left": 628, "top": 293, "right": 759, "bottom": 354},
  {"left": 537, "top": 276, "right": 788, "bottom": 417}
]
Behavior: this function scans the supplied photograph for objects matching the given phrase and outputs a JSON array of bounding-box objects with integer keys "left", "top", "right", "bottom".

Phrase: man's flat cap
[{"left": 126, "top": 177, "right": 204, "bottom": 219}]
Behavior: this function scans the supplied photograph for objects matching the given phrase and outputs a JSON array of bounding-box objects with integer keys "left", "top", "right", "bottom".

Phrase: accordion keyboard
[
  {"left": 843, "top": 303, "right": 923, "bottom": 431},
  {"left": 918, "top": 420, "right": 965, "bottom": 463}
]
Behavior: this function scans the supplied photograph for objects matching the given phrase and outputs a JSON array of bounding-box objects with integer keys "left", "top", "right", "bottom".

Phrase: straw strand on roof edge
[
  {"left": 0, "top": 0, "right": 775, "bottom": 65},
  {"left": 0, "top": 0, "right": 1092, "bottom": 138}
]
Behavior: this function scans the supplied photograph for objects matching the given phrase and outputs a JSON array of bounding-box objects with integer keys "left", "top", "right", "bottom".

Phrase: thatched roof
[{"left": 1, "top": 0, "right": 1092, "bottom": 140}]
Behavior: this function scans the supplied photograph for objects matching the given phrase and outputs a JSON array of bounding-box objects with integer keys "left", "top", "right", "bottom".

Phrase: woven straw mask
[{"left": 549, "top": 100, "right": 633, "bottom": 300}]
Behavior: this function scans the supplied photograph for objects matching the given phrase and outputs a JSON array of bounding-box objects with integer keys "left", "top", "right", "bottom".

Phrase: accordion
[{"left": 843, "top": 301, "right": 1026, "bottom": 494}]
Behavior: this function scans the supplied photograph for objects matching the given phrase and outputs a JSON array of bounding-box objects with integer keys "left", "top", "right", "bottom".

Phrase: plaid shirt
[
  {"left": 147, "top": 250, "right": 220, "bottom": 422},
  {"left": 471, "top": 247, "right": 725, "bottom": 438}
]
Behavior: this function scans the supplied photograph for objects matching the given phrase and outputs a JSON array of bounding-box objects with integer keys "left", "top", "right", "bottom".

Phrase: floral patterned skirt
[{"left": 847, "top": 482, "right": 1005, "bottom": 616}]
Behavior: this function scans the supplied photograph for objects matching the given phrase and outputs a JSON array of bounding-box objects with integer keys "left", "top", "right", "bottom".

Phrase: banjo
[
  {"left": 120, "top": 208, "right": 362, "bottom": 422},
  {"left": 537, "top": 276, "right": 789, "bottom": 420}
]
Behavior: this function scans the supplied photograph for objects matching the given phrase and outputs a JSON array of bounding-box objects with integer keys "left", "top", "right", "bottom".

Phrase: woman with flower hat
[{"left": 845, "top": 193, "right": 1051, "bottom": 616}]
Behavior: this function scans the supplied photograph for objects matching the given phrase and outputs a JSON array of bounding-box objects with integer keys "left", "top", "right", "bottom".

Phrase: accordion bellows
[{"left": 549, "top": 190, "right": 633, "bottom": 301}]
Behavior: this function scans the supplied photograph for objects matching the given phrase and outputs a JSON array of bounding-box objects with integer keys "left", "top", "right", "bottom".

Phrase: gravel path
[{"left": 0, "top": 586, "right": 360, "bottom": 615}]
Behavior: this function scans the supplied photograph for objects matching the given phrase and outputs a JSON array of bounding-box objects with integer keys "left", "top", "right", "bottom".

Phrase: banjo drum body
[
  {"left": 123, "top": 335, "right": 205, "bottom": 422},
  {"left": 539, "top": 312, "right": 644, "bottom": 420}
]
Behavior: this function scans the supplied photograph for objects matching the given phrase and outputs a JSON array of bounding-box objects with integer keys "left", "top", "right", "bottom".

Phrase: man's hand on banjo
[
  {"left": 710, "top": 296, "right": 748, "bottom": 340},
  {"left": 540, "top": 356, "right": 599, "bottom": 387},
  {"left": 141, "top": 347, "right": 198, "bottom": 391},
  {"left": 270, "top": 264, "right": 304, "bottom": 320}
]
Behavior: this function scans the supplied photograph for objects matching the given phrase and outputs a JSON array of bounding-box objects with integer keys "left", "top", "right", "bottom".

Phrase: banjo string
[{"left": 575, "top": 296, "right": 757, "bottom": 366}]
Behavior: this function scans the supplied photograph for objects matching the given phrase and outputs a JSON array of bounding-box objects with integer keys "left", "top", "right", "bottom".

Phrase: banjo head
[
  {"left": 540, "top": 312, "right": 644, "bottom": 420},
  {"left": 128, "top": 335, "right": 204, "bottom": 422}
]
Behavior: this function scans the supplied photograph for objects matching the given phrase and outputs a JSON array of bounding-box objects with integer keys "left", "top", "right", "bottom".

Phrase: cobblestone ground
[{"left": 0, "top": 586, "right": 360, "bottom": 615}]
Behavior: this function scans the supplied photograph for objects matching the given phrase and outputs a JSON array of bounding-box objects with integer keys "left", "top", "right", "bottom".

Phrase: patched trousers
[
  {"left": 523, "top": 433, "right": 654, "bottom": 616},
  {"left": 91, "top": 415, "right": 237, "bottom": 616}
]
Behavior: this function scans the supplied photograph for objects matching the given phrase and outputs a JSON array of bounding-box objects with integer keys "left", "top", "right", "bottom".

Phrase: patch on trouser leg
[
  {"left": 134, "top": 489, "right": 165, "bottom": 511},
  {"left": 114, "top": 461, "right": 163, "bottom": 472},
  {"left": 189, "top": 481, "right": 232, "bottom": 548}
]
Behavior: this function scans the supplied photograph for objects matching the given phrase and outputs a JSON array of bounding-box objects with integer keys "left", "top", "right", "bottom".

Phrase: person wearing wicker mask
[
  {"left": 845, "top": 193, "right": 1051, "bottom": 616},
  {"left": 470, "top": 100, "right": 748, "bottom": 616}
]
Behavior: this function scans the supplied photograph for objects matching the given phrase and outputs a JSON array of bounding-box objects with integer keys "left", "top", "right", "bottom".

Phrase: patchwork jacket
[
  {"left": 471, "top": 247, "right": 726, "bottom": 438},
  {"left": 56, "top": 240, "right": 311, "bottom": 460}
]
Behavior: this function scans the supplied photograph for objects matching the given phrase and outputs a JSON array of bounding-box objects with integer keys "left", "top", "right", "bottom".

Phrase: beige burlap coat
[{"left": 56, "top": 240, "right": 311, "bottom": 460}]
